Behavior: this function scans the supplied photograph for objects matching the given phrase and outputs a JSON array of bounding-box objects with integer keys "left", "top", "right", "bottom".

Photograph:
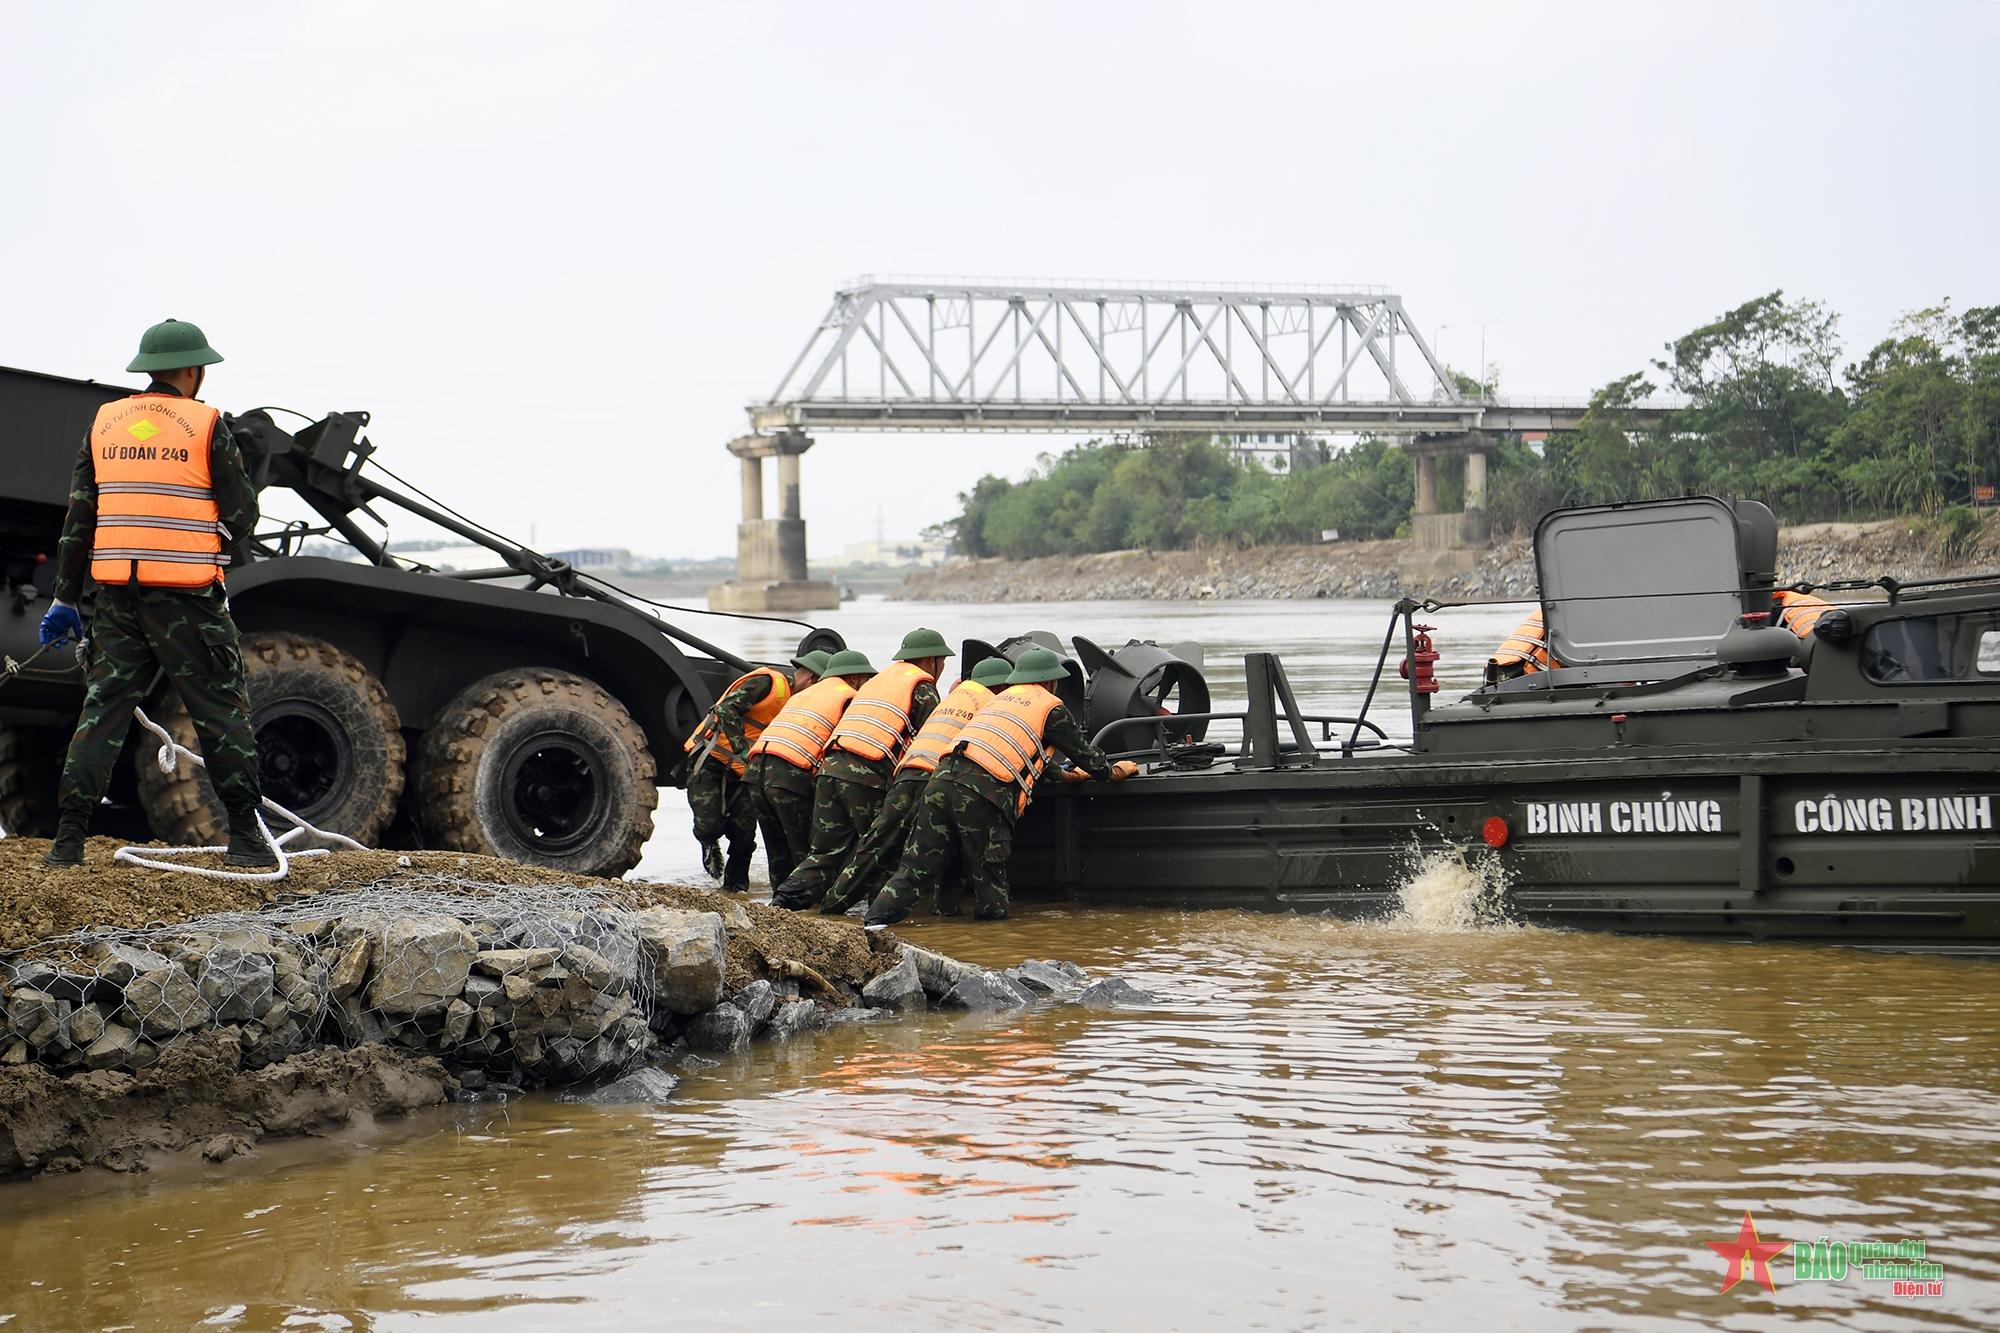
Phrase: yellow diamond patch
[{"left": 128, "top": 420, "right": 160, "bottom": 442}]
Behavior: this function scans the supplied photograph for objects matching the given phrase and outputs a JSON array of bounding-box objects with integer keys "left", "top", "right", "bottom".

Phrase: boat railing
[{"left": 1092, "top": 710, "right": 1390, "bottom": 768}]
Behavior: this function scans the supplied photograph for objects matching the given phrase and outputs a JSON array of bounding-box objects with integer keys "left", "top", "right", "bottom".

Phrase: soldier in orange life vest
[
  {"left": 37, "top": 319, "right": 273, "bottom": 868},
  {"left": 683, "top": 649, "right": 828, "bottom": 892},
  {"left": 1771, "top": 588, "right": 1836, "bottom": 639},
  {"left": 1484, "top": 607, "right": 1561, "bottom": 686},
  {"left": 745, "top": 648, "right": 874, "bottom": 887},
  {"left": 866, "top": 649, "right": 1138, "bottom": 927},
  {"left": 818, "top": 653, "right": 1015, "bottom": 916},
  {"left": 771, "top": 628, "right": 952, "bottom": 910}
]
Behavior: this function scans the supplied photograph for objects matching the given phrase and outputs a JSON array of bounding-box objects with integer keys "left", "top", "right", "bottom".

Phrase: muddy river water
[{"left": 2, "top": 599, "right": 1996, "bottom": 1329}]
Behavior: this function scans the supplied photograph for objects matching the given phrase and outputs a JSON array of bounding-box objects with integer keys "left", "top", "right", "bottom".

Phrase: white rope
[{"left": 113, "top": 706, "right": 370, "bottom": 882}]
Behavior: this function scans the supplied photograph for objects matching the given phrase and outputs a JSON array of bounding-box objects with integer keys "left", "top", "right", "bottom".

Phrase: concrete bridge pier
[
  {"left": 1409, "top": 432, "right": 1494, "bottom": 553},
  {"left": 709, "top": 431, "right": 840, "bottom": 613}
]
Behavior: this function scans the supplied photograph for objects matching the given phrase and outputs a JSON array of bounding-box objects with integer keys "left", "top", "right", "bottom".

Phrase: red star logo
[{"left": 1706, "top": 1211, "right": 1789, "bottom": 1293}]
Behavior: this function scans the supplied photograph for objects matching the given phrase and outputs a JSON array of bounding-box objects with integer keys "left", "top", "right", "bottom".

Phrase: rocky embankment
[
  {"left": 892, "top": 516, "right": 2000, "bottom": 604},
  {"left": 0, "top": 839, "right": 1151, "bottom": 1177}
]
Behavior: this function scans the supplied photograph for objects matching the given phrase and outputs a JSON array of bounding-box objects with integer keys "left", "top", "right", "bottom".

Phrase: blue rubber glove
[{"left": 38, "top": 601, "right": 82, "bottom": 645}]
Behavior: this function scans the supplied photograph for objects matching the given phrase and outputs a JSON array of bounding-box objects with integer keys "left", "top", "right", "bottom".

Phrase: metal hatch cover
[{"left": 1536, "top": 497, "right": 1743, "bottom": 666}]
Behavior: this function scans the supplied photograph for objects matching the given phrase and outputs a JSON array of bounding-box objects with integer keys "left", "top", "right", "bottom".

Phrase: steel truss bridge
[
  {"left": 750, "top": 276, "right": 1676, "bottom": 437},
  {"left": 712, "top": 276, "right": 1682, "bottom": 610}
]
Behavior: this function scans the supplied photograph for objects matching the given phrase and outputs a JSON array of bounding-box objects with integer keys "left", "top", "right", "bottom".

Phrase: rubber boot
[
  {"left": 700, "top": 840, "right": 724, "bottom": 881},
  {"left": 721, "top": 849, "right": 753, "bottom": 894},
  {"left": 224, "top": 808, "right": 278, "bottom": 868},
  {"left": 863, "top": 893, "right": 911, "bottom": 929},
  {"left": 42, "top": 812, "right": 89, "bottom": 867}
]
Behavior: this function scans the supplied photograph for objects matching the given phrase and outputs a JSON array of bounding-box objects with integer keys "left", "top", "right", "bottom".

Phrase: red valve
[{"left": 1401, "top": 623, "right": 1441, "bottom": 695}]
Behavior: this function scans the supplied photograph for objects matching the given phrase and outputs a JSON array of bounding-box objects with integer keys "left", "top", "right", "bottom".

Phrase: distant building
[
  {"left": 1225, "top": 432, "right": 1325, "bottom": 471},
  {"left": 836, "top": 537, "right": 949, "bottom": 567},
  {"left": 545, "top": 547, "right": 631, "bottom": 571}
]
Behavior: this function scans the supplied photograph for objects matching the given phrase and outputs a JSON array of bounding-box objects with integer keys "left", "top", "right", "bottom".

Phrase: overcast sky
[{"left": 5, "top": 1, "right": 1994, "bottom": 562}]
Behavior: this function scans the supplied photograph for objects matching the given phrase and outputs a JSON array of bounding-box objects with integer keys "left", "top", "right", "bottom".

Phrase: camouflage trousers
[
  {"left": 770, "top": 775, "right": 886, "bottom": 910},
  {"left": 685, "top": 757, "right": 757, "bottom": 891},
  {"left": 747, "top": 756, "right": 813, "bottom": 888},
  {"left": 819, "top": 775, "right": 926, "bottom": 914},
  {"left": 874, "top": 776, "right": 1015, "bottom": 921},
  {"left": 58, "top": 585, "right": 262, "bottom": 823}
]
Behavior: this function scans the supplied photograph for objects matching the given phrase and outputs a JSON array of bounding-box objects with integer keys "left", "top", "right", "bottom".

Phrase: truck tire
[
  {"left": 418, "top": 668, "right": 656, "bottom": 879},
  {"left": 136, "top": 631, "right": 406, "bottom": 846},
  {"left": 0, "top": 727, "right": 64, "bottom": 839}
]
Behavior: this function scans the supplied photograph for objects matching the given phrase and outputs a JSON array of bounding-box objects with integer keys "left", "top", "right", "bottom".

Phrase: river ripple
[{"left": 1, "top": 905, "right": 1995, "bottom": 1330}]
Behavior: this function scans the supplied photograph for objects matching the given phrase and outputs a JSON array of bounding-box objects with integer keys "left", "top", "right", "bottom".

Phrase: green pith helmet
[
  {"left": 1004, "top": 648, "right": 1069, "bottom": 685},
  {"left": 126, "top": 318, "right": 223, "bottom": 373},
  {"left": 893, "top": 627, "right": 954, "bottom": 662},
  {"left": 969, "top": 657, "right": 1014, "bottom": 687},
  {"left": 823, "top": 648, "right": 876, "bottom": 678},
  {"left": 790, "top": 649, "right": 833, "bottom": 676}
]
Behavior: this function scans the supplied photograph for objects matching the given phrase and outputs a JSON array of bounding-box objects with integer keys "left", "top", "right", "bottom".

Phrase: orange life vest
[
  {"left": 88, "top": 393, "right": 226, "bottom": 589},
  {"left": 1490, "top": 608, "right": 1558, "bottom": 674},
  {"left": 895, "top": 679, "right": 995, "bottom": 778},
  {"left": 1772, "top": 589, "right": 1835, "bottom": 639},
  {"left": 957, "top": 685, "right": 1063, "bottom": 814},
  {"left": 828, "top": 661, "right": 933, "bottom": 764},
  {"left": 747, "top": 677, "right": 857, "bottom": 771},
  {"left": 683, "top": 667, "right": 792, "bottom": 776}
]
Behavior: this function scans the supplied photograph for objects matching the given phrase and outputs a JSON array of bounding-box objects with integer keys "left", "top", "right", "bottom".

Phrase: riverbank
[
  {"left": 891, "top": 514, "right": 2000, "bottom": 603},
  {"left": 0, "top": 839, "right": 1130, "bottom": 1177}
]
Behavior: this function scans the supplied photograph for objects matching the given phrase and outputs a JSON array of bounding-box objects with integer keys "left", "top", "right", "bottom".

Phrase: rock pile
[
  {"left": 0, "top": 844, "right": 1164, "bottom": 1176},
  {"left": 1, "top": 883, "right": 1155, "bottom": 1109},
  {"left": 1, "top": 894, "right": 765, "bottom": 1092}
]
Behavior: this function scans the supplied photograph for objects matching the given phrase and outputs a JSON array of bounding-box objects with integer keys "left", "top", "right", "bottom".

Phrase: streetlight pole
[
  {"left": 1473, "top": 319, "right": 1501, "bottom": 400},
  {"left": 1433, "top": 324, "right": 1451, "bottom": 393}
]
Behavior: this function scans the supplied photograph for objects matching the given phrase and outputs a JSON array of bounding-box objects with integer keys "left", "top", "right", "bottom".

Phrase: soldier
[
  {"left": 37, "top": 319, "right": 273, "bottom": 868},
  {"left": 818, "top": 654, "right": 1013, "bottom": 916},
  {"left": 770, "top": 628, "right": 952, "bottom": 910},
  {"left": 744, "top": 648, "right": 874, "bottom": 888},
  {"left": 683, "top": 649, "right": 828, "bottom": 892},
  {"left": 865, "top": 648, "right": 1137, "bottom": 927},
  {"left": 1484, "top": 608, "right": 1560, "bottom": 686},
  {"left": 1771, "top": 588, "right": 1837, "bottom": 639}
]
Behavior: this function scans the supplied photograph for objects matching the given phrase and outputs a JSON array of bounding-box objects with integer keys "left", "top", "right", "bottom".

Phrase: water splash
[{"left": 1388, "top": 845, "right": 1512, "bottom": 932}]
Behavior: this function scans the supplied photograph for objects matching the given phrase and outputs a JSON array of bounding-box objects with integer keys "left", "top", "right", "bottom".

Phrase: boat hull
[{"left": 1009, "top": 742, "right": 2000, "bottom": 954}]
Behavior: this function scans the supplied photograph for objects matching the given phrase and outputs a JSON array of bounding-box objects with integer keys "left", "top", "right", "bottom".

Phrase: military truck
[{"left": 0, "top": 364, "right": 840, "bottom": 877}]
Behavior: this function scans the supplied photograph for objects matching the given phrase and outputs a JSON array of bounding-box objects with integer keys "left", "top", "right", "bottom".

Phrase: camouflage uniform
[
  {"left": 770, "top": 679, "right": 938, "bottom": 910},
  {"left": 686, "top": 672, "right": 780, "bottom": 892},
  {"left": 747, "top": 753, "right": 814, "bottom": 887},
  {"left": 818, "top": 771, "right": 927, "bottom": 914},
  {"left": 872, "top": 701, "right": 1112, "bottom": 921},
  {"left": 51, "top": 384, "right": 263, "bottom": 823}
]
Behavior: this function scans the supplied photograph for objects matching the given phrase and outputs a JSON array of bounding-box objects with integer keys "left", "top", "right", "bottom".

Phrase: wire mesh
[{"left": 0, "top": 876, "right": 669, "bottom": 1087}]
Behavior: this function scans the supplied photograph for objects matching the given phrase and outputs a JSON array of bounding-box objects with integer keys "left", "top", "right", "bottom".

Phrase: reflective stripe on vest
[
  {"left": 1773, "top": 591, "right": 1835, "bottom": 638},
  {"left": 829, "top": 661, "right": 933, "bottom": 763},
  {"left": 88, "top": 394, "right": 225, "bottom": 589},
  {"left": 683, "top": 667, "right": 792, "bottom": 776},
  {"left": 956, "top": 686, "right": 1062, "bottom": 813},
  {"left": 1490, "top": 609, "right": 1556, "bottom": 673},
  {"left": 896, "top": 680, "right": 995, "bottom": 777},
  {"left": 747, "top": 677, "right": 857, "bottom": 770}
]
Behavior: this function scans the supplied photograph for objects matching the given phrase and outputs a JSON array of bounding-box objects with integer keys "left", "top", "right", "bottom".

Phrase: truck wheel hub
[
  {"left": 501, "top": 732, "right": 606, "bottom": 854},
  {"left": 253, "top": 701, "right": 350, "bottom": 818}
]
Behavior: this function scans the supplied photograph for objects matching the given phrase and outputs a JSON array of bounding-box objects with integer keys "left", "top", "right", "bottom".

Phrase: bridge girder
[
  {"left": 753, "top": 276, "right": 1680, "bottom": 437},
  {"left": 755, "top": 276, "right": 1468, "bottom": 436}
]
